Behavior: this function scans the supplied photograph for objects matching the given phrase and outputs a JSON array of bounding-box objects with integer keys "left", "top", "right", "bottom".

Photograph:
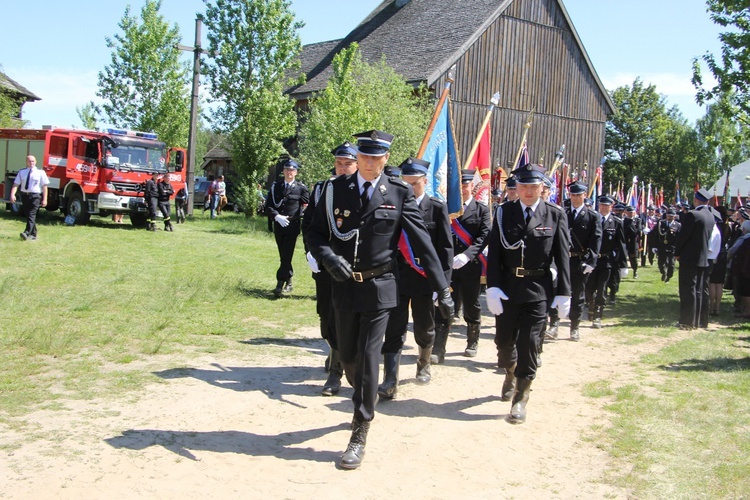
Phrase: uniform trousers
[
  {"left": 335, "top": 307, "right": 390, "bottom": 422},
  {"left": 607, "top": 267, "right": 621, "bottom": 297},
  {"left": 382, "top": 292, "right": 435, "bottom": 353},
  {"left": 147, "top": 197, "right": 159, "bottom": 222},
  {"left": 642, "top": 235, "right": 656, "bottom": 266},
  {"left": 439, "top": 261, "right": 482, "bottom": 327},
  {"left": 678, "top": 264, "right": 708, "bottom": 328},
  {"left": 569, "top": 259, "right": 589, "bottom": 328},
  {"left": 494, "top": 300, "right": 547, "bottom": 380},
  {"left": 313, "top": 271, "right": 337, "bottom": 348},
  {"left": 586, "top": 266, "right": 612, "bottom": 308},
  {"left": 21, "top": 192, "right": 41, "bottom": 237},
  {"left": 699, "top": 261, "right": 713, "bottom": 328},
  {"left": 658, "top": 251, "right": 676, "bottom": 280},
  {"left": 628, "top": 252, "right": 639, "bottom": 273},
  {"left": 273, "top": 221, "right": 300, "bottom": 282},
  {"left": 158, "top": 201, "right": 171, "bottom": 219}
]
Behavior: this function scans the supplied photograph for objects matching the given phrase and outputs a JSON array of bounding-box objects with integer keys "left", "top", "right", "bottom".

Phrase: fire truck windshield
[{"left": 108, "top": 144, "right": 167, "bottom": 172}]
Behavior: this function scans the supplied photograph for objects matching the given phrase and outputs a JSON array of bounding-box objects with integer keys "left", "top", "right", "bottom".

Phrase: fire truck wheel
[
  {"left": 67, "top": 191, "right": 90, "bottom": 225},
  {"left": 129, "top": 213, "right": 148, "bottom": 228}
]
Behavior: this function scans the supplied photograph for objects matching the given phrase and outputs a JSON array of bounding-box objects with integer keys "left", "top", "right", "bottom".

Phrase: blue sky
[{"left": 0, "top": 0, "right": 723, "bottom": 129}]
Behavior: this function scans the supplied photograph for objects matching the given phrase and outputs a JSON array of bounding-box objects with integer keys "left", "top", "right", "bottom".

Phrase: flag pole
[
  {"left": 417, "top": 65, "right": 456, "bottom": 158},
  {"left": 462, "top": 92, "right": 500, "bottom": 171},
  {"left": 511, "top": 109, "right": 535, "bottom": 169},
  {"left": 548, "top": 144, "right": 565, "bottom": 176}
]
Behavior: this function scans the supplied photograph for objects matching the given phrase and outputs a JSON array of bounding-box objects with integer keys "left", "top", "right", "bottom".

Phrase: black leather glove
[
  {"left": 436, "top": 287, "right": 454, "bottom": 320},
  {"left": 321, "top": 254, "right": 353, "bottom": 282}
]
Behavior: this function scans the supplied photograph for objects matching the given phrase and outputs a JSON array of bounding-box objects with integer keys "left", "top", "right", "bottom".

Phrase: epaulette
[
  {"left": 501, "top": 199, "right": 517, "bottom": 207},
  {"left": 612, "top": 215, "right": 623, "bottom": 222},
  {"left": 387, "top": 175, "right": 409, "bottom": 189},
  {"left": 544, "top": 200, "right": 564, "bottom": 212},
  {"left": 429, "top": 196, "right": 444, "bottom": 205}
]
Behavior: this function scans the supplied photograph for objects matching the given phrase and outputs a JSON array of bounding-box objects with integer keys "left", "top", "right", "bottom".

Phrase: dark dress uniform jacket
[
  {"left": 398, "top": 195, "right": 453, "bottom": 296},
  {"left": 568, "top": 206, "right": 602, "bottom": 268},
  {"left": 453, "top": 199, "right": 491, "bottom": 262},
  {"left": 674, "top": 207, "right": 714, "bottom": 267},
  {"left": 487, "top": 200, "right": 571, "bottom": 302},
  {"left": 599, "top": 215, "right": 627, "bottom": 269},
  {"left": 624, "top": 217, "right": 642, "bottom": 254},
  {"left": 307, "top": 173, "right": 448, "bottom": 312},
  {"left": 266, "top": 180, "right": 309, "bottom": 233}
]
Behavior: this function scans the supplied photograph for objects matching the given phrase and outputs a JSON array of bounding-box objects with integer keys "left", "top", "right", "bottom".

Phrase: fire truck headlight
[{"left": 106, "top": 182, "right": 116, "bottom": 191}]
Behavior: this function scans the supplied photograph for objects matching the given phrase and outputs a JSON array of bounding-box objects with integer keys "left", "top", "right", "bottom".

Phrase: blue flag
[{"left": 420, "top": 98, "right": 462, "bottom": 217}]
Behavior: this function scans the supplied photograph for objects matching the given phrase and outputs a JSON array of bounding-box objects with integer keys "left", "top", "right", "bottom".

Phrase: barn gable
[{"left": 290, "top": 0, "right": 614, "bottom": 174}]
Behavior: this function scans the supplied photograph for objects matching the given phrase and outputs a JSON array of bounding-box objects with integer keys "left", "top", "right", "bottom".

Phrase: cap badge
[
  {"left": 370, "top": 131, "right": 378, "bottom": 140},
  {"left": 379, "top": 184, "right": 387, "bottom": 195}
]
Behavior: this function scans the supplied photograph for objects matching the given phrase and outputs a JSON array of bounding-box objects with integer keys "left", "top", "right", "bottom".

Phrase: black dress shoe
[{"left": 570, "top": 328, "right": 580, "bottom": 341}]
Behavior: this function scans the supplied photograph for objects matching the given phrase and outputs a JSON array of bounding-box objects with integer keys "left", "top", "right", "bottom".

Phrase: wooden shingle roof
[
  {"left": 288, "top": 0, "right": 612, "bottom": 113},
  {"left": 0, "top": 71, "right": 41, "bottom": 101}
]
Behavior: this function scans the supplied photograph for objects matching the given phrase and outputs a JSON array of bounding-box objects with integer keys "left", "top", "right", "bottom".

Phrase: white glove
[
  {"left": 274, "top": 214, "right": 289, "bottom": 227},
  {"left": 432, "top": 291, "right": 438, "bottom": 302},
  {"left": 550, "top": 267, "right": 558, "bottom": 281},
  {"left": 652, "top": 248, "right": 658, "bottom": 254},
  {"left": 306, "top": 251, "right": 320, "bottom": 273},
  {"left": 551, "top": 295, "right": 571, "bottom": 319},
  {"left": 452, "top": 253, "right": 470, "bottom": 269},
  {"left": 486, "top": 287, "right": 508, "bottom": 316},
  {"left": 619, "top": 268, "right": 629, "bottom": 278},
  {"left": 482, "top": 246, "right": 489, "bottom": 257},
  {"left": 643, "top": 228, "right": 651, "bottom": 234},
  {"left": 582, "top": 264, "right": 594, "bottom": 274}
]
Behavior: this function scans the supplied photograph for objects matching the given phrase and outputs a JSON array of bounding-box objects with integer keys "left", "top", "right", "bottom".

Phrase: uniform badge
[
  {"left": 379, "top": 184, "right": 387, "bottom": 195},
  {"left": 348, "top": 182, "right": 356, "bottom": 189},
  {"left": 336, "top": 218, "right": 343, "bottom": 228},
  {"left": 334, "top": 208, "right": 340, "bottom": 215},
  {"left": 343, "top": 210, "right": 350, "bottom": 217}
]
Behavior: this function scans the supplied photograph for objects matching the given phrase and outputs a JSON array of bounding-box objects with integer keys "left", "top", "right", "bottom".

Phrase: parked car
[{"left": 192, "top": 179, "right": 242, "bottom": 212}]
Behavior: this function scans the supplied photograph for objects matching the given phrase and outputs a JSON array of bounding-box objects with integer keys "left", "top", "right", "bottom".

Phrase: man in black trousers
[
  {"left": 486, "top": 164, "right": 571, "bottom": 424},
  {"left": 10, "top": 155, "right": 49, "bottom": 240},
  {"left": 435, "top": 169, "right": 491, "bottom": 359},
  {"left": 307, "top": 130, "right": 453, "bottom": 470},
  {"left": 674, "top": 188, "right": 715, "bottom": 329},
  {"left": 266, "top": 159, "right": 309, "bottom": 298},
  {"left": 378, "top": 157, "right": 453, "bottom": 398}
]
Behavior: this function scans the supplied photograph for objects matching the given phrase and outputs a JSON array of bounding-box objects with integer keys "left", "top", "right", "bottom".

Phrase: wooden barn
[{"left": 288, "top": 0, "right": 615, "bottom": 176}]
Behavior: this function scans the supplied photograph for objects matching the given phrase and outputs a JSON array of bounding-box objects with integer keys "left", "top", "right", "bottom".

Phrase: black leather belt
[
  {"left": 511, "top": 267, "right": 546, "bottom": 277},
  {"left": 352, "top": 261, "right": 396, "bottom": 282}
]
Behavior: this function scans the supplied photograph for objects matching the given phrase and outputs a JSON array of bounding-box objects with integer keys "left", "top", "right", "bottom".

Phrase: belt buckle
[
  {"left": 515, "top": 267, "right": 525, "bottom": 277},
  {"left": 352, "top": 272, "right": 363, "bottom": 282}
]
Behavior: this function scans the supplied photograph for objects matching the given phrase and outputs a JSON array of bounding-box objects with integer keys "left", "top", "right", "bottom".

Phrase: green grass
[
  {"left": 0, "top": 208, "right": 318, "bottom": 415},
  {"left": 584, "top": 264, "right": 750, "bottom": 498}
]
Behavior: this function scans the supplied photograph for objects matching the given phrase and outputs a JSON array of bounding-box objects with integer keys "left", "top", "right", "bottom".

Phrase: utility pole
[{"left": 177, "top": 16, "right": 205, "bottom": 217}]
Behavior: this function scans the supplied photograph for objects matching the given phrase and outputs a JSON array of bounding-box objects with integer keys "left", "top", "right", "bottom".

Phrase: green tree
[
  {"left": 202, "top": 0, "right": 303, "bottom": 216},
  {"left": 692, "top": 0, "right": 750, "bottom": 125},
  {"left": 297, "top": 43, "right": 433, "bottom": 185},
  {"left": 96, "top": 0, "right": 190, "bottom": 147},
  {"left": 605, "top": 79, "right": 707, "bottom": 200},
  {"left": 76, "top": 101, "right": 98, "bottom": 130},
  {"left": 0, "top": 91, "right": 25, "bottom": 128}
]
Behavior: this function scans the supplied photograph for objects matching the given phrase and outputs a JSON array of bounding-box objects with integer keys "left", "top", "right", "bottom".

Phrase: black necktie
[
  {"left": 361, "top": 181, "right": 371, "bottom": 208},
  {"left": 525, "top": 206, "right": 532, "bottom": 226},
  {"left": 25, "top": 167, "right": 33, "bottom": 192},
  {"left": 601, "top": 215, "right": 606, "bottom": 225}
]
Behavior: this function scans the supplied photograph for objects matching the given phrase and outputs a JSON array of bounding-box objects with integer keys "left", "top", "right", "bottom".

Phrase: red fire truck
[{"left": 1, "top": 127, "right": 186, "bottom": 226}]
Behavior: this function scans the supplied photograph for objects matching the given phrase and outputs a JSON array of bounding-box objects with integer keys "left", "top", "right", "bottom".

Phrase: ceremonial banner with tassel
[
  {"left": 464, "top": 92, "right": 500, "bottom": 206},
  {"left": 418, "top": 67, "right": 462, "bottom": 218},
  {"left": 722, "top": 171, "right": 730, "bottom": 207}
]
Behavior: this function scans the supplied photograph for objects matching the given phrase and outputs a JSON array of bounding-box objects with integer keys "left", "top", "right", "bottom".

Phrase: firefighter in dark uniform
[
  {"left": 641, "top": 205, "right": 658, "bottom": 266},
  {"left": 307, "top": 130, "right": 454, "bottom": 470},
  {"left": 606, "top": 202, "right": 627, "bottom": 302},
  {"left": 144, "top": 171, "right": 160, "bottom": 231},
  {"left": 486, "top": 164, "right": 571, "bottom": 424},
  {"left": 378, "top": 157, "right": 453, "bottom": 398},
  {"left": 657, "top": 208, "right": 681, "bottom": 282},
  {"left": 586, "top": 196, "right": 628, "bottom": 328},
  {"left": 560, "top": 182, "right": 601, "bottom": 341},
  {"left": 157, "top": 173, "right": 175, "bottom": 231},
  {"left": 266, "top": 159, "right": 310, "bottom": 298},
  {"left": 624, "top": 205, "right": 642, "bottom": 278},
  {"left": 302, "top": 142, "right": 358, "bottom": 396},
  {"left": 435, "top": 169, "right": 491, "bottom": 360}
]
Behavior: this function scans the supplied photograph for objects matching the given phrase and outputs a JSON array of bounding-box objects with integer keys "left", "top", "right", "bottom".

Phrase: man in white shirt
[{"left": 10, "top": 155, "right": 50, "bottom": 241}]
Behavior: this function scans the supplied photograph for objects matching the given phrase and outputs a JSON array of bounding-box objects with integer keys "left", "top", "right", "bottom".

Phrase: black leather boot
[
  {"left": 508, "top": 378, "right": 532, "bottom": 424},
  {"left": 377, "top": 352, "right": 400, "bottom": 399},
  {"left": 322, "top": 348, "right": 343, "bottom": 396},
  {"left": 430, "top": 322, "right": 449, "bottom": 364},
  {"left": 272, "top": 281, "right": 284, "bottom": 298},
  {"left": 464, "top": 323, "right": 480, "bottom": 357},
  {"left": 416, "top": 346, "right": 432, "bottom": 384},
  {"left": 501, "top": 362, "right": 516, "bottom": 401},
  {"left": 340, "top": 418, "right": 370, "bottom": 469},
  {"left": 283, "top": 278, "right": 293, "bottom": 294}
]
